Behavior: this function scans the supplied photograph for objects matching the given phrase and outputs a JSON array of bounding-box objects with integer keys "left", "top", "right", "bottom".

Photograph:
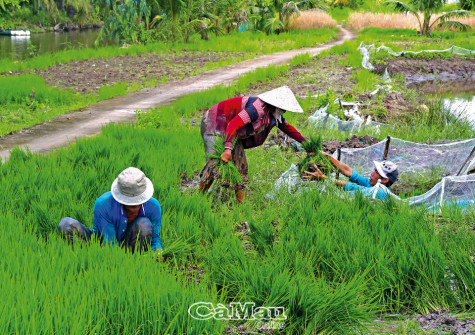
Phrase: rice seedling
[
  {"left": 299, "top": 135, "right": 334, "bottom": 174},
  {"left": 288, "top": 10, "right": 337, "bottom": 30},
  {"left": 351, "top": 68, "right": 382, "bottom": 93},
  {"left": 207, "top": 136, "right": 243, "bottom": 186}
]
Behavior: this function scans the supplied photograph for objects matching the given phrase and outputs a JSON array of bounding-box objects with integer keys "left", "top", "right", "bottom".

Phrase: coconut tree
[{"left": 386, "top": 0, "right": 473, "bottom": 36}]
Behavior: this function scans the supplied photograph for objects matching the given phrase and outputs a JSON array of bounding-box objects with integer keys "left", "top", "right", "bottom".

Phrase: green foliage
[
  {"left": 459, "top": 0, "right": 474, "bottom": 10},
  {"left": 98, "top": 0, "right": 148, "bottom": 45},
  {"left": 329, "top": 6, "right": 351, "bottom": 21},
  {"left": 385, "top": 0, "right": 473, "bottom": 36}
]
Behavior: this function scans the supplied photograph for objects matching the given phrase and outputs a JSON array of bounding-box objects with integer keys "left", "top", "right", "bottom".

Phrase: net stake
[
  {"left": 457, "top": 145, "right": 475, "bottom": 176},
  {"left": 383, "top": 135, "right": 391, "bottom": 160},
  {"left": 336, "top": 147, "right": 341, "bottom": 180}
]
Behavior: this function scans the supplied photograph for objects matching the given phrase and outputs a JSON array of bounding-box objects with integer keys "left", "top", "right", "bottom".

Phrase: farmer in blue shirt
[
  {"left": 58, "top": 167, "right": 163, "bottom": 253},
  {"left": 304, "top": 152, "right": 399, "bottom": 201}
]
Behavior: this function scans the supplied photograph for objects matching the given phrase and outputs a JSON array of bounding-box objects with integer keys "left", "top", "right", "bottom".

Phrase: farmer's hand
[
  {"left": 303, "top": 164, "right": 325, "bottom": 181},
  {"left": 221, "top": 148, "right": 232, "bottom": 163},
  {"left": 155, "top": 250, "right": 166, "bottom": 262}
]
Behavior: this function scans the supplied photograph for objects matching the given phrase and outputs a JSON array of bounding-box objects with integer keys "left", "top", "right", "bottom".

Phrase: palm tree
[{"left": 386, "top": 0, "right": 473, "bottom": 36}]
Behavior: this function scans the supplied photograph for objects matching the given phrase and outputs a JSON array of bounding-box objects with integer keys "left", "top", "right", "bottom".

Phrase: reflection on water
[
  {"left": 0, "top": 30, "right": 118, "bottom": 60},
  {"left": 443, "top": 96, "right": 475, "bottom": 129},
  {"left": 408, "top": 79, "right": 475, "bottom": 130}
]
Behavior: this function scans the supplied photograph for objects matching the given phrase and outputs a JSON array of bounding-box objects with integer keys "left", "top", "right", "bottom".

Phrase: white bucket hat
[
  {"left": 111, "top": 167, "right": 154, "bottom": 206},
  {"left": 373, "top": 160, "right": 399, "bottom": 183},
  {"left": 258, "top": 86, "right": 304, "bottom": 113}
]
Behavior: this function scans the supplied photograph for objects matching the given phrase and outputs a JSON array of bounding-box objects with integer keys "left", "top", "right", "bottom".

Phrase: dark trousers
[{"left": 58, "top": 217, "right": 153, "bottom": 253}]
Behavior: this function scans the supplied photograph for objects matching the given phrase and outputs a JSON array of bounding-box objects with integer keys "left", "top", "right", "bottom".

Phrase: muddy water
[
  {"left": 0, "top": 30, "right": 117, "bottom": 60},
  {"left": 408, "top": 79, "right": 475, "bottom": 130}
]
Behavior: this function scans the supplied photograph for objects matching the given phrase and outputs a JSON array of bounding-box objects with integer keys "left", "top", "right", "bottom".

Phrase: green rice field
[{"left": 0, "top": 27, "right": 474, "bottom": 334}]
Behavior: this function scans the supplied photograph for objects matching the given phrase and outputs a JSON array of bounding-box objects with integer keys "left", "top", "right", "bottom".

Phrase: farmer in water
[
  {"left": 303, "top": 152, "right": 399, "bottom": 201},
  {"left": 199, "top": 86, "right": 307, "bottom": 203},
  {"left": 58, "top": 167, "right": 163, "bottom": 253}
]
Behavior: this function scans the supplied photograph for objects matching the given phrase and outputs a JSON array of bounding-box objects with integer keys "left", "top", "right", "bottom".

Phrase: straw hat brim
[
  {"left": 111, "top": 177, "right": 154, "bottom": 206},
  {"left": 258, "top": 86, "right": 304, "bottom": 113}
]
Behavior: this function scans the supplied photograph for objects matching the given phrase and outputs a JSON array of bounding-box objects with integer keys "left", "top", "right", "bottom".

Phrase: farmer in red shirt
[{"left": 199, "top": 86, "right": 306, "bottom": 203}]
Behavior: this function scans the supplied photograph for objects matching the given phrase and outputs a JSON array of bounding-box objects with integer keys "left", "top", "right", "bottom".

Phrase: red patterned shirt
[{"left": 203, "top": 96, "right": 305, "bottom": 149}]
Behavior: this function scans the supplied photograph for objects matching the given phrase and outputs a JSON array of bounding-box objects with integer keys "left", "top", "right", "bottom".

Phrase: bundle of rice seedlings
[
  {"left": 299, "top": 135, "right": 334, "bottom": 175},
  {"left": 207, "top": 136, "right": 243, "bottom": 186},
  {"left": 160, "top": 237, "right": 194, "bottom": 262}
]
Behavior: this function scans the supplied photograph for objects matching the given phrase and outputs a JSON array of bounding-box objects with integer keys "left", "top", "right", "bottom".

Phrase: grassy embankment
[{"left": 0, "top": 28, "right": 337, "bottom": 136}]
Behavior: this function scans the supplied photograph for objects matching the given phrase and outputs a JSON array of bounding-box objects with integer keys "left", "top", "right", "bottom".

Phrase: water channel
[
  {"left": 0, "top": 30, "right": 117, "bottom": 60},
  {"left": 408, "top": 79, "right": 475, "bottom": 130}
]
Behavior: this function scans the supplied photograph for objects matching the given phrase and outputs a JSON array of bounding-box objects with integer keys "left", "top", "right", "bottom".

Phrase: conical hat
[{"left": 257, "top": 86, "right": 303, "bottom": 113}]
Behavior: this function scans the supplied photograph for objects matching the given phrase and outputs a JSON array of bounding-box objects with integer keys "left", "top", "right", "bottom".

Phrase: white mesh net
[
  {"left": 308, "top": 105, "right": 389, "bottom": 132},
  {"left": 358, "top": 42, "right": 475, "bottom": 71},
  {"left": 407, "top": 174, "right": 475, "bottom": 213}
]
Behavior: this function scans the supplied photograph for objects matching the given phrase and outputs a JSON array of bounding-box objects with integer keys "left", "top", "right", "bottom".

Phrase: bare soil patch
[
  {"left": 23, "top": 50, "right": 247, "bottom": 94},
  {"left": 245, "top": 55, "right": 355, "bottom": 98},
  {"left": 322, "top": 134, "right": 380, "bottom": 154},
  {"left": 415, "top": 311, "right": 475, "bottom": 334}
]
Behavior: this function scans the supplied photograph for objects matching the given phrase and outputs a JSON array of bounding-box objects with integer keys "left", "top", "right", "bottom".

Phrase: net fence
[
  {"left": 269, "top": 165, "right": 475, "bottom": 213},
  {"left": 358, "top": 42, "right": 475, "bottom": 71},
  {"left": 333, "top": 137, "right": 475, "bottom": 178}
]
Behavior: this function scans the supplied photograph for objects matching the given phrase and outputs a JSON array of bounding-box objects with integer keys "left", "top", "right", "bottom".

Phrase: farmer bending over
[
  {"left": 58, "top": 167, "right": 163, "bottom": 253},
  {"left": 200, "top": 86, "right": 307, "bottom": 203},
  {"left": 304, "top": 153, "right": 399, "bottom": 201}
]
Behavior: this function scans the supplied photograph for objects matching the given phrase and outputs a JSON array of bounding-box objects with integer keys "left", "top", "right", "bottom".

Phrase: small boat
[{"left": 0, "top": 30, "right": 31, "bottom": 36}]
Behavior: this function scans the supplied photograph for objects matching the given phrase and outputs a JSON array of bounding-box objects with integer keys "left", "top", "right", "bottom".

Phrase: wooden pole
[
  {"left": 336, "top": 147, "right": 341, "bottom": 180},
  {"left": 322, "top": 111, "right": 330, "bottom": 129},
  {"left": 457, "top": 145, "right": 475, "bottom": 176},
  {"left": 383, "top": 135, "right": 391, "bottom": 160}
]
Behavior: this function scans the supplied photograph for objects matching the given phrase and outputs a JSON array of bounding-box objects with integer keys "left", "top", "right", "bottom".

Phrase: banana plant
[{"left": 386, "top": 0, "right": 473, "bottom": 36}]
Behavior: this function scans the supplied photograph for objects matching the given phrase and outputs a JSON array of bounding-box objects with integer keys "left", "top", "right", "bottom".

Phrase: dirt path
[{"left": 0, "top": 27, "right": 355, "bottom": 162}]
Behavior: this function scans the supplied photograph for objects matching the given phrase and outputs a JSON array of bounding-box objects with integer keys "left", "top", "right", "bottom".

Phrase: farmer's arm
[
  {"left": 347, "top": 170, "right": 371, "bottom": 187},
  {"left": 93, "top": 201, "right": 119, "bottom": 248},
  {"left": 322, "top": 152, "right": 352, "bottom": 178},
  {"left": 278, "top": 120, "right": 306, "bottom": 143},
  {"left": 303, "top": 165, "right": 347, "bottom": 188},
  {"left": 147, "top": 199, "right": 163, "bottom": 251}
]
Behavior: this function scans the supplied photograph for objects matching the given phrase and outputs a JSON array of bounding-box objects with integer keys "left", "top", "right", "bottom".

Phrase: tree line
[{"left": 0, "top": 0, "right": 473, "bottom": 42}]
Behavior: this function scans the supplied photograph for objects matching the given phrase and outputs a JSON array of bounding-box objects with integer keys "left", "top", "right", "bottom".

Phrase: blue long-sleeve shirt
[
  {"left": 92, "top": 192, "right": 163, "bottom": 251},
  {"left": 344, "top": 171, "right": 392, "bottom": 201}
]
